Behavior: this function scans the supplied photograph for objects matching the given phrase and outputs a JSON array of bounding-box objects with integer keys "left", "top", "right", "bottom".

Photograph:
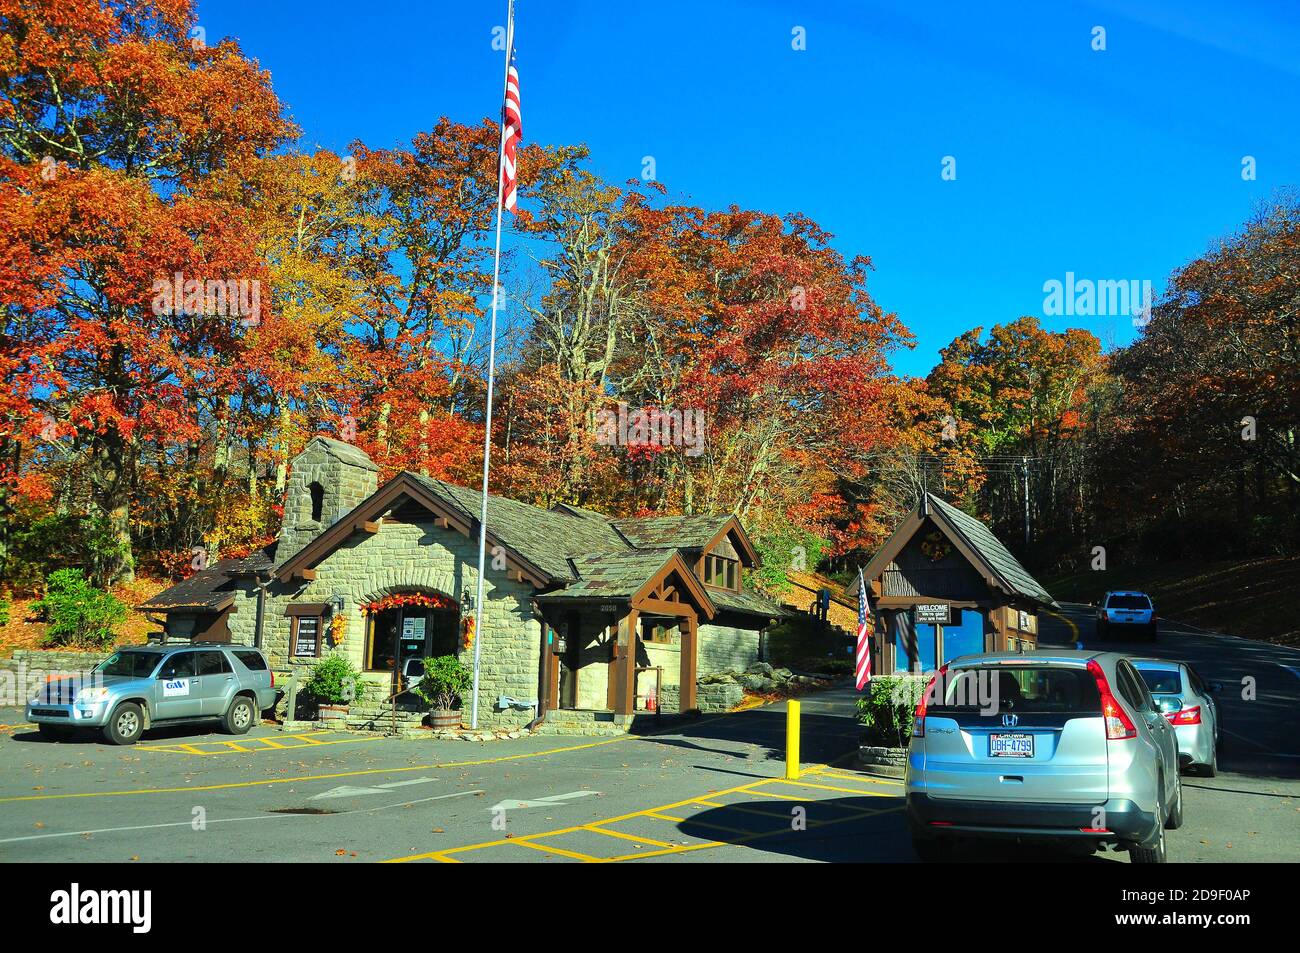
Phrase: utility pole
[{"left": 1020, "top": 455, "right": 1031, "bottom": 547}]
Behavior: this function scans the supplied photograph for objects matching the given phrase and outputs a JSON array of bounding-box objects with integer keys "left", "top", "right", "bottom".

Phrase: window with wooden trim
[
  {"left": 290, "top": 614, "right": 323, "bottom": 658},
  {"left": 702, "top": 554, "right": 739, "bottom": 591},
  {"left": 644, "top": 623, "right": 675, "bottom": 644}
]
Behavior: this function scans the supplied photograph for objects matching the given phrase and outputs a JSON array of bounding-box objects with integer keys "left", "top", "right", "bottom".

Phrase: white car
[
  {"left": 1097, "top": 591, "right": 1157, "bottom": 642},
  {"left": 1131, "top": 658, "right": 1221, "bottom": 776}
]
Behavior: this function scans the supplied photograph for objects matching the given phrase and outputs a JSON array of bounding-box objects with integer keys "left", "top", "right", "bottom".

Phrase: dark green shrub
[
  {"left": 32, "top": 568, "right": 127, "bottom": 649},
  {"left": 302, "top": 654, "right": 369, "bottom": 706},
  {"left": 415, "top": 655, "right": 472, "bottom": 710},
  {"left": 856, "top": 674, "right": 926, "bottom": 747}
]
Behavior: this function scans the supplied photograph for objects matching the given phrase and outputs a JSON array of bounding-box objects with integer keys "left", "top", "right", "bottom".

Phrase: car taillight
[
  {"left": 1087, "top": 659, "right": 1137, "bottom": 740},
  {"left": 1170, "top": 705, "right": 1201, "bottom": 725},
  {"left": 912, "top": 664, "right": 948, "bottom": 738},
  {"left": 270, "top": 670, "right": 276, "bottom": 688}
]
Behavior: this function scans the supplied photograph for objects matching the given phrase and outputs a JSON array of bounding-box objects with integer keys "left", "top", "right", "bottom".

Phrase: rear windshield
[
  {"left": 231, "top": 650, "right": 268, "bottom": 671},
  {"left": 96, "top": 651, "right": 161, "bottom": 679},
  {"left": 1136, "top": 668, "right": 1180, "bottom": 694},
  {"left": 1107, "top": 595, "right": 1151, "bottom": 609},
  {"left": 935, "top": 666, "right": 1102, "bottom": 715}
]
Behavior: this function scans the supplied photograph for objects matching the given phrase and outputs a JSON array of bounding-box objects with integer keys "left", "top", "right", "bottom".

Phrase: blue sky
[{"left": 199, "top": 0, "right": 1300, "bottom": 377}]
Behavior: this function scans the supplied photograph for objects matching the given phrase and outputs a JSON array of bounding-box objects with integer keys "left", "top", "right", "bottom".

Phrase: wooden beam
[
  {"left": 635, "top": 597, "right": 696, "bottom": 619},
  {"left": 297, "top": 569, "right": 317, "bottom": 581},
  {"left": 357, "top": 520, "right": 380, "bottom": 534},
  {"left": 612, "top": 610, "right": 639, "bottom": 716},
  {"left": 679, "top": 614, "right": 698, "bottom": 713}
]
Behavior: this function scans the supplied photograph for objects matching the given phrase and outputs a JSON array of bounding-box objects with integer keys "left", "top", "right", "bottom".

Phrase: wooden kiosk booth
[{"left": 849, "top": 493, "right": 1059, "bottom": 675}]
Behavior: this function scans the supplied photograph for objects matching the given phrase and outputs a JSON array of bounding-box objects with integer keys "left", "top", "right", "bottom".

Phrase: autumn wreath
[
  {"left": 360, "top": 592, "right": 457, "bottom": 615},
  {"left": 919, "top": 530, "right": 952, "bottom": 562}
]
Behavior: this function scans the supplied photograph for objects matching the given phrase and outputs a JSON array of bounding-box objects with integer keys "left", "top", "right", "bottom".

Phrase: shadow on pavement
[{"left": 673, "top": 794, "right": 1122, "bottom": 863}]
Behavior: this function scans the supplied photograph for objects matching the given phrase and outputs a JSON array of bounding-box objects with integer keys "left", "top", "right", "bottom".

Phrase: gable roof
[
  {"left": 413, "top": 476, "right": 628, "bottom": 582},
  {"left": 926, "top": 494, "right": 1057, "bottom": 607},
  {"left": 855, "top": 493, "right": 1057, "bottom": 609},
  {"left": 537, "top": 548, "right": 717, "bottom": 619}
]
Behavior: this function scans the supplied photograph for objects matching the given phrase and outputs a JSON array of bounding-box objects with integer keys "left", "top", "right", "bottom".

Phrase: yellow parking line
[
  {"left": 512, "top": 840, "right": 601, "bottom": 862},
  {"left": 819, "top": 770, "right": 903, "bottom": 786},
  {"left": 584, "top": 826, "right": 679, "bottom": 849},
  {"left": 382, "top": 765, "right": 896, "bottom": 865},
  {"left": 778, "top": 779, "right": 897, "bottom": 797},
  {"left": 750, "top": 789, "right": 806, "bottom": 801}
]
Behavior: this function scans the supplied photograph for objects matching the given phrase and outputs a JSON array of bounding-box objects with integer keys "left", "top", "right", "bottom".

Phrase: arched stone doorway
[{"left": 360, "top": 589, "right": 461, "bottom": 685}]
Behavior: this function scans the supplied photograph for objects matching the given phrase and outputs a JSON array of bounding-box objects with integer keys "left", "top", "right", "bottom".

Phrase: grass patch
[{"left": 1044, "top": 555, "right": 1300, "bottom": 647}]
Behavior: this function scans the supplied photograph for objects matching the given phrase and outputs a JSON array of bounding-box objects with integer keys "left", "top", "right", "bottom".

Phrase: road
[{"left": 0, "top": 602, "right": 1295, "bottom": 863}]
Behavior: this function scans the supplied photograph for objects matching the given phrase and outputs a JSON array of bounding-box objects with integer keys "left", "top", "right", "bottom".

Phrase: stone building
[{"left": 141, "top": 438, "right": 784, "bottom": 729}]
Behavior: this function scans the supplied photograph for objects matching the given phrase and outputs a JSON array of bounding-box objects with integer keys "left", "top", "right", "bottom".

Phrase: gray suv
[
  {"left": 26, "top": 643, "right": 277, "bottom": 746},
  {"left": 906, "top": 650, "right": 1182, "bottom": 863}
]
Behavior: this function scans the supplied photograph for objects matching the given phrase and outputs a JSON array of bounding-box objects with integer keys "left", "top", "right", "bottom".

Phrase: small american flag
[
  {"left": 502, "top": 47, "right": 522, "bottom": 213},
  {"left": 855, "top": 567, "right": 873, "bottom": 690}
]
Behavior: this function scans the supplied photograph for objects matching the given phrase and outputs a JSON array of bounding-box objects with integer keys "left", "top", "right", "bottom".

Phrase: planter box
[{"left": 857, "top": 744, "right": 909, "bottom": 778}]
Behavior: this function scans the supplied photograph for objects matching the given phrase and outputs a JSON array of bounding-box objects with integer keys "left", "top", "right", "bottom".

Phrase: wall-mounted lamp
[
  {"left": 330, "top": 592, "right": 346, "bottom": 613},
  {"left": 461, "top": 588, "right": 475, "bottom": 613}
]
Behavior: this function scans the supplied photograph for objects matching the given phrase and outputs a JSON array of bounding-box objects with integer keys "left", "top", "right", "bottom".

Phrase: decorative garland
[
  {"left": 360, "top": 592, "right": 457, "bottom": 615},
  {"left": 919, "top": 530, "right": 952, "bottom": 563},
  {"left": 461, "top": 615, "right": 475, "bottom": 651},
  {"left": 330, "top": 613, "right": 348, "bottom": 646}
]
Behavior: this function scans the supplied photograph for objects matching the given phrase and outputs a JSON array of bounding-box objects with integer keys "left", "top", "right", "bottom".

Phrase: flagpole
[{"left": 470, "top": 0, "right": 515, "bottom": 730}]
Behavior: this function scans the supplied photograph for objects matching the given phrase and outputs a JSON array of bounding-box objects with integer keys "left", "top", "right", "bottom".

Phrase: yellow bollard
[{"left": 785, "top": 699, "right": 801, "bottom": 779}]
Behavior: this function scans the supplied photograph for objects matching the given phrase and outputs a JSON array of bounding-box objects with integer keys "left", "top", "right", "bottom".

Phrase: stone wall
[
  {"left": 698, "top": 615, "right": 761, "bottom": 674},
  {"left": 277, "top": 437, "right": 380, "bottom": 561},
  {"left": 262, "top": 508, "right": 542, "bottom": 729},
  {"left": 659, "top": 679, "right": 743, "bottom": 714},
  {"left": 0, "top": 650, "right": 111, "bottom": 706}
]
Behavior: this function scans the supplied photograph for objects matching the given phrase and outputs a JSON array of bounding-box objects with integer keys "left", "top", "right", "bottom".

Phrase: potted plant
[
  {"left": 303, "top": 654, "right": 368, "bottom": 724},
  {"left": 414, "top": 655, "right": 471, "bottom": 730},
  {"left": 856, "top": 674, "right": 927, "bottom": 774}
]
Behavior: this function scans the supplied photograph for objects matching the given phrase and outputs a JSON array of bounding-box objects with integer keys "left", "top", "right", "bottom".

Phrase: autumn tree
[{"left": 0, "top": 0, "right": 293, "bottom": 581}]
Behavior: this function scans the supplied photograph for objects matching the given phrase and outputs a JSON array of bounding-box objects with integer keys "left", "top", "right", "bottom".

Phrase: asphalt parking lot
[{"left": 0, "top": 603, "right": 1296, "bottom": 863}]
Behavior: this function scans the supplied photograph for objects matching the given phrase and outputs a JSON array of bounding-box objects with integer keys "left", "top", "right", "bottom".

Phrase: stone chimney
[{"left": 278, "top": 437, "right": 380, "bottom": 559}]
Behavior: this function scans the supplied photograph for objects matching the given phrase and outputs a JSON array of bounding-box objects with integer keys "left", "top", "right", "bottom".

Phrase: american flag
[
  {"left": 855, "top": 567, "right": 873, "bottom": 690},
  {"left": 501, "top": 47, "right": 522, "bottom": 213}
]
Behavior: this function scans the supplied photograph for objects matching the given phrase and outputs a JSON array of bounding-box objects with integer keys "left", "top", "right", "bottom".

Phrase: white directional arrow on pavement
[
  {"left": 489, "top": 791, "right": 601, "bottom": 812},
  {"left": 311, "top": 777, "right": 438, "bottom": 800}
]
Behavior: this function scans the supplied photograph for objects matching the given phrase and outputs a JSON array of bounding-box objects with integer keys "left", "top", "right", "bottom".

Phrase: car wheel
[
  {"left": 1200, "top": 745, "right": 1218, "bottom": 778},
  {"left": 223, "top": 696, "right": 256, "bottom": 735},
  {"left": 37, "top": 724, "right": 74, "bottom": 741},
  {"left": 102, "top": 702, "right": 145, "bottom": 746},
  {"left": 1165, "top": 775, "right": 1184, "bottom": 830},
  {"left": 911, "top": 835, "right": 955, "bottom": 863},
  {"left": 1129, "top": 789, "right": 1168, "bottom": 863}
]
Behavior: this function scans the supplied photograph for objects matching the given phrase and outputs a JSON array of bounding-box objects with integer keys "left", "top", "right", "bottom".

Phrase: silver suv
[
  {"left": 26, "top": 643, "right": 277, "bottom": 746},
  {"left": 906, "top": 650, "right": 1182, "bottom": 863}
]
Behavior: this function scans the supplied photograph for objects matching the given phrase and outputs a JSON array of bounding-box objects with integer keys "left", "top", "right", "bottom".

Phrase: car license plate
[{"left": 989, "top": 733, "right": 1034, "bottom": 758}]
